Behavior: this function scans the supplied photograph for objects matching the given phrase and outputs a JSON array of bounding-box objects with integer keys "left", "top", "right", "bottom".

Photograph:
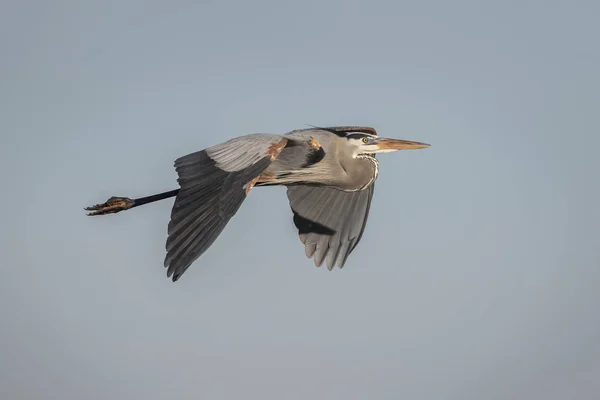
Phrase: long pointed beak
[{"left": 376, "top": 138, "right": 431, "bottom": 151}]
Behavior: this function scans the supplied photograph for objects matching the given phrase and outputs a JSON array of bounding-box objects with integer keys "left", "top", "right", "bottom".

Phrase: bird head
[{"left": 344, "top": 132, "right": 430, "bottom": 157}]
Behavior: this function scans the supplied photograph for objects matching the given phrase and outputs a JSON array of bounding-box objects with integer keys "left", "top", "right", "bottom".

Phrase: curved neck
[{"left": 338, "top": 152, "right": 379, "bottom": 191}]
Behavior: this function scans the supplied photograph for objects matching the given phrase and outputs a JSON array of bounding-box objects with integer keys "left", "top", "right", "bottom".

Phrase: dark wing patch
[
  {"left": 292, "top": 210, "right": 336, "bottom": 235},
  {"left": 302, "top": 146, "right": 326, "bottom": 167},
  {"left": 164, "top": 150, "right": 271, "bottom": 282},
  {"left": 286, "top": 184, "right": 376, "bottom": 270}
]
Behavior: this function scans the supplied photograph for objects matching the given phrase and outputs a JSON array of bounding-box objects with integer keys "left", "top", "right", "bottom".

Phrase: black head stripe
[
  {"left": 308, "top": 125, "right": 378, "bottom": 138},
  {"left": 331, "top": 126, "right": 377, "bottom": 136}
]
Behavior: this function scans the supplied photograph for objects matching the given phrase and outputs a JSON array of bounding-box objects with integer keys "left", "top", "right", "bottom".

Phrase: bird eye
[{"left": 362, "top": 137, "right": 369, "bottom": 143}]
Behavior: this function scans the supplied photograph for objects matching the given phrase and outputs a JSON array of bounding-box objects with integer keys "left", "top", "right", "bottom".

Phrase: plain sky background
[{"left": 1, "top": 1, "right": 599, "bottom": 399}]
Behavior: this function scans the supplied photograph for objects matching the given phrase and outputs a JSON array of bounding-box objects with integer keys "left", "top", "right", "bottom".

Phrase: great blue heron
[{"left": 85, "top": 125, "right": 430, "bottom": 281}]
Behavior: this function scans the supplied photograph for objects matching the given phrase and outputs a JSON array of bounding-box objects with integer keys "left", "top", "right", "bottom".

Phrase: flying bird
[{"left": 85, "top": 126, "right": 430, "bottom": 281}]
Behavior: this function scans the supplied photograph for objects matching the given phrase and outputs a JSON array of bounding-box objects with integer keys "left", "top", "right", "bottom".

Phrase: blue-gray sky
[{"left": 1, "top": 1, "right": 599, "bottom": 399}]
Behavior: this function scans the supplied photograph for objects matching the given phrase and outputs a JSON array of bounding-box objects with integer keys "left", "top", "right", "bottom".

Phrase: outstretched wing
[
  {"left": 165, "top": 134, "right": 288, "bottom": 282},
  {"left": 286, "top": 184, "right": 375, "bottom": 270}
]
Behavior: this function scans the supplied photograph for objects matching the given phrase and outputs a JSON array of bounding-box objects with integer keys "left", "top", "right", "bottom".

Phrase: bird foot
[{"left": 85, "top": 196, "right": 135, "bottom": 216}]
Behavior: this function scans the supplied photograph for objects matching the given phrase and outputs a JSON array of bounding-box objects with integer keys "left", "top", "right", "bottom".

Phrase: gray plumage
[
  {"left": 286, "top": 184, "right": 375, "bottom": 270},
  {"left": 85, "top": 125, "right": 430, "bottom": 282},
  {"left": 263, "top": 128, "right": 379, "bottom": 191}
]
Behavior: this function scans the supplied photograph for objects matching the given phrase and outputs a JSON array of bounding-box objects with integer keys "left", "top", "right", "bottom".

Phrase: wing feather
[
  {"left": 205, "top": 133, "right": 286, "bottom": 171},
  {"left": 164, "top": 134, "right": 287, "bottom": 281},
  {"left": 286, "top": 184, "right": 375, "bottom": 270}
]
